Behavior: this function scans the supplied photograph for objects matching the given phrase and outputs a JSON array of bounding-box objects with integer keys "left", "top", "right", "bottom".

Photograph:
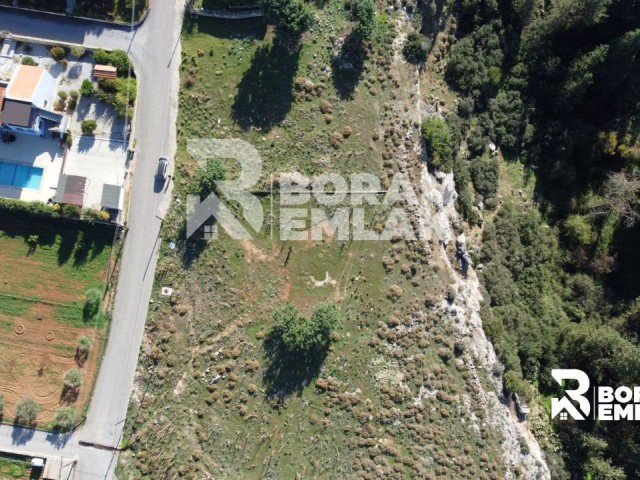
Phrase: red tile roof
[{"left": 93, "top": 65, "right": 117, "bottom": 79}]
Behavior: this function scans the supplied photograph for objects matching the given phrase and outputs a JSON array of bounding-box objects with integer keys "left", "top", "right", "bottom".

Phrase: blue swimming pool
[{"left": 0, "top": 161, "right": 43, "bottom": 190}]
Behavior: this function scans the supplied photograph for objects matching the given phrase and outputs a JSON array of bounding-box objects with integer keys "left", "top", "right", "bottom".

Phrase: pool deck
[{"left": 0, "top": 134, "right": 64, "bottom": 203}]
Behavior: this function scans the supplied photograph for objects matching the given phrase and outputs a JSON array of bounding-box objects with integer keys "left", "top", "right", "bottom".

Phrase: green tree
[
  {"left": 63, "top": 369, "right": 84, "bottom": 390},
  {"left": 78, "top": 336, "right": 92, "bottom": 355},
  {"left": 349, "top": 0, "right": 375, "bottom": 40},
  {"left": 547, "top": 0, "right": 612, "bottom": 31},
  {"left": 260, "top": 0, "right": 313, "bottom": 40},
  {"left": 446, "top": 21, "right": 504, "bottom": 96},
  {"left": 583, "top": 456, "right": 626, "bottom": 480},
  {"left": 489, "top": 90, "right": 525, "bottom": 149},
  {"left": 53, "top": 407, "right": 77, "bottom": 432},
  {"left": 0, "top": 394, "right": 4, "bottom": 418},
  {"left": 83, "top": 288, "right": 102, "bottom": 322},
  {"left": 21, "top": 56, "right": 37, "bottom": 66},
  {"left": 564, "top": 215, "right": 595, "bottom": 246},
  {"left": 273, "top": 302, "right": 339, "bottom": 353},
  {"left": 192, "top": 159, "right": 225, "bottom": 197},
  {"left": 14, "top": 397, "right": 40, "bottom": 425},
  {"left": 421, "top": 116, "right": 453, "bottom": 170}
]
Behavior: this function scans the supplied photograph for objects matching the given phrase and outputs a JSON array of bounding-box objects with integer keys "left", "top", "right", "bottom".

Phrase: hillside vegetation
[{"left": 431, "top": 0, "right": 640, "bottom": 478}]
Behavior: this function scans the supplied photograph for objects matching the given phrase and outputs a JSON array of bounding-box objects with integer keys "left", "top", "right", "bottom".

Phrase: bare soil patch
[{"left": 0, "top": 301, "right": 99, "bottom": 423}]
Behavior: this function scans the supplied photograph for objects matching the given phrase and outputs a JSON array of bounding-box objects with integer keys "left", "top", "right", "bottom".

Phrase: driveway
[
  {"left": 64, "top": 135, "right": 127, "bottom": 210},
  {"left": 0, "top": 1, "right": 182, "bottom": 478}
]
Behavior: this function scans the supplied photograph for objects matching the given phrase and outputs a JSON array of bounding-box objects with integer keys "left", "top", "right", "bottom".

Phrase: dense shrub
[
  {"left": 80, "top": 79, "right": 94, "bottom": 96},
  {"left": 49, "top": 46, "right": 66, "bottom": 61},
  {"left": 469, "top": 156, "right": 499, "bottom": 197},
  {"left": 21, "top": 56, "right": 37, "bottom": 66},
  {"left": 70, "top": 45, "right": 85, "bottom": 58},
  {"left": 564, "top": 214, "right": 595, "bottom": 246},
  {"left": 81, "top": 119, "right": 97, "bottom": 134},
  {"left": 64, "top": 129, "right": 73, "bottom": 147},
  {"left": 62, "top": 204, "right": 81, "bottom": 217},
  {"left": 96, "top": 77, "right": 137, "bottom": 118},
  {"left": 0, "top": 198, "right": 59, "bottom": 218},
  {"left": 446, "top": 21, "right": 503, "bottom": 97},
  {"left": 402, "top": 32, "right": 430, "bottom": 64},
  {"left": 93, "top": 48, "right": 131, "bottom": 76},
  {"left": 191, "top": 159, "right": 225, "bottom": 197}
]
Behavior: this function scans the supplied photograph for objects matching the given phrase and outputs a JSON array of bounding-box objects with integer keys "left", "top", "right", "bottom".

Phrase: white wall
[{"left": 31, "top": 69, "right": 57, "bottom": 110}]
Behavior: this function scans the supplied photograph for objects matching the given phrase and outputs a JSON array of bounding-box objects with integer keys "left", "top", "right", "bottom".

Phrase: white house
[{"left": 0, "top": 64, "right": 65, "bottom": 136}]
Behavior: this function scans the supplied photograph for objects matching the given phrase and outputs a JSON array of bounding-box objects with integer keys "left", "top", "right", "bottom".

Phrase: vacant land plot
[
  {"left": 119, "top": 9, "right": 510, "bottom": 480},
  {"left": 0, "top": 211, "right": 113, "bottom": 424}
]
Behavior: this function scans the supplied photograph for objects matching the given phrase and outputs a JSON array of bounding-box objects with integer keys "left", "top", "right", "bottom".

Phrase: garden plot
[
  {"left": 0, "top": 212, "right": 113, "bottom": 425},
  {"left": 0, "top": 300, "right": 99, "bottom": 422}
]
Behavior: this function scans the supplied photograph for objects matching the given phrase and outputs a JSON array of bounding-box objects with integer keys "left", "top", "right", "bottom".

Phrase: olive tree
[
  {"left": 64, "top": 368, "right": 84, "bottom": 390},
  {"left": 15, "top": 397, "right": 41, "bottom": 425},
  {"left": 54, "top": 407, "right": 77, "bottom": 432}
]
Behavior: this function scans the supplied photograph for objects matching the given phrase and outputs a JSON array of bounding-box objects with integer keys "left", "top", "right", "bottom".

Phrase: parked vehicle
[{"left": 156, "top": 156, "right": 168, "bottom": 180}]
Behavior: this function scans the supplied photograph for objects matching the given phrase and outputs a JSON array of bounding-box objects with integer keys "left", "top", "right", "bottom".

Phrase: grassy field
[
  {"left": 117, "top": 8, "right": 509, "bottom": 480},
  {"left": 0, "top": 211, "right": 113, "bottom": 425}
]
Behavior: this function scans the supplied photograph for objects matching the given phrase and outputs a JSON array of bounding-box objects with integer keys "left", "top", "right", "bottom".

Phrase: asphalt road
[{"left": 0, "top": 2, "right": 182, "bottom": 478}]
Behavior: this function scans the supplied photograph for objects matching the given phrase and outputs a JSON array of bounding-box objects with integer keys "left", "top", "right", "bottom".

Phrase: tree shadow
[
  {"left": 77, "top": 135, "right": 96, "bottom": 153},
  {"left": 184, "top": 16, "right": 267, "bottom": 41},
  {"left": 60, "top": 386, "right": 79, "bottom": 404},
  {"left": 73, "top": 237, "right": 92, "bottom": 267},
  {"left": 75, "top": 348, "right": 89, "bottom": 367},
  {"left": 75, "top": 96, "right": 92, "bottom": 119},
  {"left": 262, "top": 329, "right": 328, "bottom": 405},
  {"left": 57, "top": 228, "right": 78, "bottom": 265},
  {"left": 182, "top": 238, "right": 209, "bottom": 270},
  {"left": 67, "top": 63, "right": 82, "bottom": 80},
  {"left": 45, "top": 430, "right": 73, "bottom": 449},
  {"left": 11, "top": 424, "right": 35, "bottom": 445},
  {"left": 331, "top": 32, "right": 368, "bottom": 100},
  {"left": 231, "top": 37, "right": 301, "bottom": 132}
]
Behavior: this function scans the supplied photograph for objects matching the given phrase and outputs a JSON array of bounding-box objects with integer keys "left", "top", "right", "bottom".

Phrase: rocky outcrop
[
  {"left": 387, "top": 12, "right": 550, "bottom": 477},
  {"left": 420, "top": 168, "right": 551, "bottom": 480}
]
